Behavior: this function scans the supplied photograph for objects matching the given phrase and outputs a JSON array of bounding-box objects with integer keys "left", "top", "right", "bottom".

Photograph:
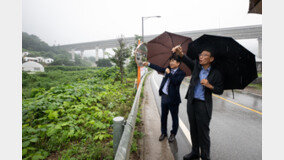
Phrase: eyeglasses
[{"left": 198, "top": 54, "right": 210, "bottom": 58}]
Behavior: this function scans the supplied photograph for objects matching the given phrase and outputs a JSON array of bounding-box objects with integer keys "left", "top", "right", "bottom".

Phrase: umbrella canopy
[
  {"left": 186, "top": 34, "right": 258, "bottom": 90},
  {"left": 146, "top": 31, "right": 192, "bottom": 76},
  {"left": 248, "top": 0, "right": 262, "bottom": 14}
]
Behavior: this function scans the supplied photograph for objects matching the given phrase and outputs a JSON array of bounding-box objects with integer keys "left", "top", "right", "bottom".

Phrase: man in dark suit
[
  {"left": 172, "top": 46, "right": 224, "bottom": 160},
  {"left": 143, "top": 54, "right": 186, "bottom": 142}
]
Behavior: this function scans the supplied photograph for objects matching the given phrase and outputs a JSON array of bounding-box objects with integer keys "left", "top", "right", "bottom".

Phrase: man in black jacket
[
  {"left": 172, "top": 46, "right": 224, "bottom": 160},
  {"left": 143, "top": 55, "right": 186, "bottom": 142}
]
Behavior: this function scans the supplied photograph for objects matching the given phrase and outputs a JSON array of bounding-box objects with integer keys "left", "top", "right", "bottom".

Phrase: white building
[
  {"left": 22, "top": 52, "right": 29, "bottom": 57},
  {"left": 23, "top": 57, "right": 38, "bottom": 62},
  {"left": 22, "top": 61, "right": 44, "bottom": 72},
  {"left": 44, "top": 58, "right": 54, "bottom": 64},
  {"left": 36, "top": 57, "right": 45, "bottom": 63},
  {"left": 23, "top": 57, "right": 54, "bottom": 64}
]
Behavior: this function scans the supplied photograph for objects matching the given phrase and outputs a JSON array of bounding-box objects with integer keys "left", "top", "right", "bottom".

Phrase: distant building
[
  {"left": 44, "top": 58, "right": 54, "bottom": 64},
  {"left": 22, "top": 52, "right": 29, "bottom": 57},
  {"left": 22, "top": 61, "right": 44, "bottom": 72},
  {"left": 23, "top": 57, "right": 38, "bottom": 62},
  {"left": 36, "top": 57, "right": 45, "bottom": 63},
  {"left": 23, "top": 56, "right": 54, "bottom": 64}
]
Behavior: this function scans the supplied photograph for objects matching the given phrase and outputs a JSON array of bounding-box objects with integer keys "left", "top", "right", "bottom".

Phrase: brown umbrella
[
  {"left": 146, "top": 31, "right": 192, "bottom": 76},
  {"left": 248, "top": 0, "right": 262, "bottom": 14}
]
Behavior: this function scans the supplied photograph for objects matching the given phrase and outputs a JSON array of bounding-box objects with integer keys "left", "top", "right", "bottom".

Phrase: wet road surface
[{"left": 149, "top": 71, "right": 262, "bottom": 160}]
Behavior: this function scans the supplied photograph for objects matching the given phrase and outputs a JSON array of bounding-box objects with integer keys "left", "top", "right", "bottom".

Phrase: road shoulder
[{"left": 140, "top": 74, "right": 174, "bottom": 160}]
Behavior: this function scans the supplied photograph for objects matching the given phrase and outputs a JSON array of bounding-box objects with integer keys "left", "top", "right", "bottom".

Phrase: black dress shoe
[
  {"left": 168, "top": 134, "right": 176, "bottom": 142},
  {"left": 183, "top": 152, "right": 200, "bottom": 160},
  {"left": 159, "top": 134, "right": 167, "bottom": 141}
]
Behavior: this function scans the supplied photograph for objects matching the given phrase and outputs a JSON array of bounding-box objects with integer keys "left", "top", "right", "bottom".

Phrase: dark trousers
[
  {"left": 187, "top": 99, "right": 211, "bottom": 160},
  {"left": 161, "top": 94, "right": 179, "bottom": 135}
]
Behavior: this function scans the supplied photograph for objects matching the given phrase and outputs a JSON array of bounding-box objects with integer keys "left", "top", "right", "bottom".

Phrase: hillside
[{"left": 22, "top": 32, "right": 91, "bottom": 66}]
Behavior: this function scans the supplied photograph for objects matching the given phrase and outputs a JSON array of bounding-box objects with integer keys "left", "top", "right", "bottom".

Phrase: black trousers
[
  {"left": 161, "top": 94, "right": 179, "bottom": 135},
  {"left": 187, "top": 98, "right": 211, "bottom": 160}
]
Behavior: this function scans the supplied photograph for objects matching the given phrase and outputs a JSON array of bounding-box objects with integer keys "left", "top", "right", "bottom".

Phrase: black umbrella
[{"left": 186, "top": 34, "right": 258, "bottom": 90}]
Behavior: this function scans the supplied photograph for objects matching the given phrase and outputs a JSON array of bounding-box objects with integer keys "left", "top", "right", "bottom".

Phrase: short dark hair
[
  {"left": 169, "top": 54, "right": 182, "bottom": 63},
  {"left": 202, "top": 48, "right": 215, "bottom": 57}
]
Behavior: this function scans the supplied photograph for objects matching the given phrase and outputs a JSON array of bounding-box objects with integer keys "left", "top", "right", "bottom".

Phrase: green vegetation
[
  {"left": 22, "top": 32, "right": 143, "bottom": 159},
  {"left": 22, "top": 32, "right": 51, "bottom": 52},
  {"left": 22, "top": 67, "right": 101, "bottom": 99},
  {"left": 109, "top": 37, "right": 132, "bottom": 83},
  {"left": 247, "top": 72, "right": 262, "bottom": 90},
  {"left": 44, "top": 66, "right": 99, "bottom": 72},
  {"left": 96, "top": 59, "right": 113, "bottom": 67},
  {"left": 248, "top": 83, "right": 262, "bottom": 90},
  {"left": 22, "top": 67, "right": 137, "bottom": 160}
]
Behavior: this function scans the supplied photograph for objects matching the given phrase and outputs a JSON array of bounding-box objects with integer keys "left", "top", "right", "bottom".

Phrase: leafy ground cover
[{"left": 22, "top": 67, "right": 136, "bottom": 159}]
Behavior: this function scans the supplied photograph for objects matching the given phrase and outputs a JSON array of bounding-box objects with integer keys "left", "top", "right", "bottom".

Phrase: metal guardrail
[{"left": 114, "top": 72, "right": 147, "bottom": 160}]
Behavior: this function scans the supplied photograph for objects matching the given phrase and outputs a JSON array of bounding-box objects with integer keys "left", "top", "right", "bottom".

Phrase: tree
[
  {"left": 110, "top": 36, "right": 132, "bottom": 83},
  {"left": 96, "top": 59, "right": 113, "bottom": 67},
  {"left": 87, "top": 56, "right": 97, "bottom": 63}
]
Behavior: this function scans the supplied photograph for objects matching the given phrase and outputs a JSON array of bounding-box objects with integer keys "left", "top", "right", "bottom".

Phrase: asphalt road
[{"left": 149, "top": 71, "right": 262, "bottom": 160}]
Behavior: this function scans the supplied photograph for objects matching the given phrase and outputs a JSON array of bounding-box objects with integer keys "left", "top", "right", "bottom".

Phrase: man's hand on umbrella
[
  {"left": 142, "top": 62, "right": 149, "bottom": 66},
  {"left": 172, "top": 45, "right": 184, "bottom": 57},
  {"left": 165, "top": 68, "right": 170, "bottom": 74},
  {"left": 201, "top": 79, "right": 214, "bottom": 90}
]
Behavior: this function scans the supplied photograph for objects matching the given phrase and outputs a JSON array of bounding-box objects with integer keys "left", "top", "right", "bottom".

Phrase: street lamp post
[
  {"left": 137, "top": 16, "right": 160, "bottom": 88},
  {"left": 142, "top": 16, "right": 161, "bottom": 42}
]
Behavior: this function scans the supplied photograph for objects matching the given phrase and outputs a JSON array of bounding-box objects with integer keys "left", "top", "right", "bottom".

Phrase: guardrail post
[{"left": 113, "top": 116, "right": 125, "bottom": 155}]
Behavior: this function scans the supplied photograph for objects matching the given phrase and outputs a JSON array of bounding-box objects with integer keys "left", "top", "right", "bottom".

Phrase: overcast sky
[{"left": 23, "top": 0, "right": 261, "bottom": 45}]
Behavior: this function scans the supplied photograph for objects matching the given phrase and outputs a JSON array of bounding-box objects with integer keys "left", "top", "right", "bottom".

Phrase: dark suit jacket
[
  {"left": 149, "top": 63, "right": 186, "bottom": 104},
  {"left": 181, "top": 55, "right": 224, "bottom": 119}
]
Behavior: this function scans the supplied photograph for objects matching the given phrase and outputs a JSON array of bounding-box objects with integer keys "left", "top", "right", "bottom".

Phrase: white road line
[
  {"left": 151, "top": 73, "right": 192, "bottom": 145},
  {"left": 178, "top": 118, "right": 192, "bottom": 145}
]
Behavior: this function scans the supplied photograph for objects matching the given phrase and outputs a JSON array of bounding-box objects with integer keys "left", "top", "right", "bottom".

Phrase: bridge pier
[
  {"left": 80, "top": 50, "right": 84, "bottom": 59},
  {"left": 69, "top": 49, "right": 75, "bottom": 62},
  {"left": 102, "top": 48, "right": 106, "bottom": 59},
  {"left": 95, "top": 47, "right": 99, "bottom": 61},
  {"left": 257, "top": 37, "right": 262, "bottom": 59}
]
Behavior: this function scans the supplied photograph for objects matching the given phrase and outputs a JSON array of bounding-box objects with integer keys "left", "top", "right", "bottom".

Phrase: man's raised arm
[{"left": 172, "top": 45, "right": 195, "bottom": 70}]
